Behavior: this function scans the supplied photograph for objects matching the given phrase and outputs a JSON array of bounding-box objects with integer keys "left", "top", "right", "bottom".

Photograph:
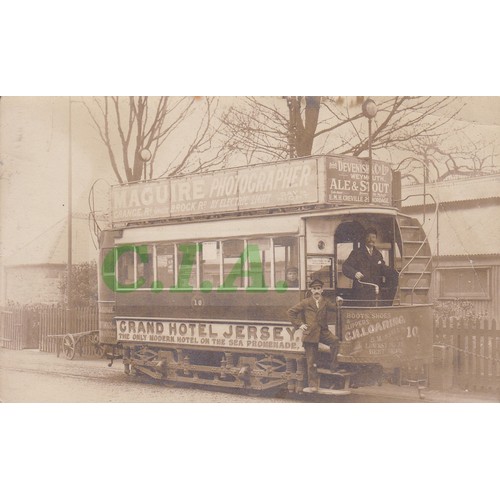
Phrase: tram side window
[
  {"left": 175, "top": 242, "right": 198, "bottom": 289},
  {"left": 222, "top": 239, "right": 245, "bottom": 288},
  {"left": 274, "top": 236, "right": 299, "bottom": 288},
  {"left": 200, "top": 241, "right": 221, "bottom": 288},
  {"left": 136, "top": 244, "right": 155, "bottom": 289},
  {"left": 117, "top": 246, "right": 136, "bottom": 289},
  {"left": 156, "top": 244, "right": 175, "bottom": 289},
  {"left": 247, "top": 238, "right": 271, "bottom": 288}
]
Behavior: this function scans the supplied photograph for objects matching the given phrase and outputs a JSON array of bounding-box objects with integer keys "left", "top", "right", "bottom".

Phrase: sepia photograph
[
  {"left": 1, "top": 5, "right": 499, "bottom": 500},
  {"left": 1, "top": 96, "right": 500, "bottom": 403}
]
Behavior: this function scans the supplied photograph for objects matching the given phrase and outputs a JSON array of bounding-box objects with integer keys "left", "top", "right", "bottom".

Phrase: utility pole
[{"left": 67, "top": 98, "right": 73, "bottom": 328}]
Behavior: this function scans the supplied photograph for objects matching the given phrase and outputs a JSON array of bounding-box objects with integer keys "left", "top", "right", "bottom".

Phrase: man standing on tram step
[
  {"left": 287, "top": 279, "right": 340, "bottom": 393},
  {"left": 342, "top": 227, "right": 399, "bottom": 307}
]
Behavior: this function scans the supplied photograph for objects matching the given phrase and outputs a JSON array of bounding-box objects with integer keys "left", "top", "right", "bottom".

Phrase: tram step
[
  {"left": 400, "top": 278, "right": 431, "bottom": 287},
  {"left": 317, "top": 368, "right": 357, "bottom": 377},
  {"left": 403, "top": 247, "right": 431, "bottom": 258},
  {"left": 399, "top": 293, "right": 429, "bottom": 304},
  {"left": 303, "top": 387, "right": 351, "bottom": 396},
  {"left": 402, "top": 271, "right": 431, "bottom": 274},
  {"left": 400, "top": 287, "right": 430, "bottom": 290}
]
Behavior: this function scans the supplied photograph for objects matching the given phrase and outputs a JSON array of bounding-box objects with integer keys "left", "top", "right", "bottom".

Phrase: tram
[{"left": 97, "top": 155, "right": 434, "bottom": 395}]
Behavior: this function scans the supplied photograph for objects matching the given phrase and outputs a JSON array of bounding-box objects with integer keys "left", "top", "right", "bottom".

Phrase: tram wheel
[{"left": 63, "top": 335, "right": 76, "bottom": 360}]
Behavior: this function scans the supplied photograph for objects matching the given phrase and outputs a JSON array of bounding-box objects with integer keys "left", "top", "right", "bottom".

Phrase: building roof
[
  {"left": 4, "top": 216, "right": 97, "bottom": 267},
  {"left": 419, "top": 203, "right": 500, "bottom": 257},
  {"left": 402, "top": 173, "right": 500, "bottom": 207}
]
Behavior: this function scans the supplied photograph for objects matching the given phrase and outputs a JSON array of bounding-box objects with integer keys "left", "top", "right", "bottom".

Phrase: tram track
[{"left": 1, "top": 363, "right": 430, "bottom": 402}]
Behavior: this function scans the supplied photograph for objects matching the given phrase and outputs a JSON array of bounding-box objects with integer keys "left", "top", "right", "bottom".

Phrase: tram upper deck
[{"left": 101, "top": 154, "right": 430, "bottom": 304}]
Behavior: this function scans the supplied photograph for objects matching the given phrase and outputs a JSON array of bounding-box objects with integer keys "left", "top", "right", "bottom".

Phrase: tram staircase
[{"left": 396, "top": 213, "right": 434, "bottom": 305}]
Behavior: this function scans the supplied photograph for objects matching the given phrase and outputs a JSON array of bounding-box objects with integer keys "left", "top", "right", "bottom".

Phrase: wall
[{"left": 5, "top": 265, "right": 65, "bottom": 305}]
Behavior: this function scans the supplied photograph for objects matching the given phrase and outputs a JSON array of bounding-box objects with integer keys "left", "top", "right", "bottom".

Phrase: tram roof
[{"left": 108, "top": 155, "right": 396, "bottom": 228}]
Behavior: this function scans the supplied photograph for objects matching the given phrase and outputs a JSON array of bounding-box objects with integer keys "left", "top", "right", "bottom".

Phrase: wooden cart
[{"left": 48, "top": 330, "right": 104, "bottom": 360}]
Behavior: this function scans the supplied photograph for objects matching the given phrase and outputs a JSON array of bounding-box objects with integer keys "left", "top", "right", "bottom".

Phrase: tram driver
[
  {"left": 342, "top": 227, "right": 399, "bottom": 307},
  {"left": 287, "top": 278, "right": 340, "bottom": 393}
]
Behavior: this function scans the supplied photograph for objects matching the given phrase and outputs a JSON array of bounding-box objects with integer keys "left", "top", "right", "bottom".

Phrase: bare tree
[
  {"left": 398, "top": 134, "right": 500, "bottom": 184},
  {"left": 221, "top": 96, "right": 461, "bottom": 164},
  {"left": 85, "top": 96, "right": 227, "bottom": 184}
]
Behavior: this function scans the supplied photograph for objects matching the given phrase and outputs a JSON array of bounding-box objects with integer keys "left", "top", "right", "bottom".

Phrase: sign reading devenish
[{"left": 326, "top": 156, "right": 392, "bottom": 205}]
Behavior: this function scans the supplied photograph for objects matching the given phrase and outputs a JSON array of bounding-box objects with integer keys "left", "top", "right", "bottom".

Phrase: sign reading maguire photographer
[
  {"left": 110, "top": 158, "right": 319, "bottom": 223},
  {"left": 326, "top": 156, "right": 392, "bottom": 205}
]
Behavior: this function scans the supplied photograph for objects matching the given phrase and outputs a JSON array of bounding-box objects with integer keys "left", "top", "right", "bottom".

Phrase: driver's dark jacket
[{"left": 287, "top": 297, "right": 337, "bottom": 344}]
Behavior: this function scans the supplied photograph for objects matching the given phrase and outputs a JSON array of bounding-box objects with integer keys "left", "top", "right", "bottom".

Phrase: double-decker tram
[{"left": 98, "top": 155, "right": 434, "bottom": 396}]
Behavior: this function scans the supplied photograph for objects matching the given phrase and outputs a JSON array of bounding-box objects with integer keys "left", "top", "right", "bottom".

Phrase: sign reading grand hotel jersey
[
  {"left": 116, "top": 318, "right": 304, "bottom": 353},
  {"left": 111, "top": 158, "right": 318, "bottom": 224},
  {"left": 326, "top": 156, "right": 392, "bottom": 205}
]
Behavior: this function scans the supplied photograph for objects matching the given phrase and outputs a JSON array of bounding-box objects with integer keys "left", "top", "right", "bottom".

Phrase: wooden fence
[
  {"left": 434, "top": 317, "right": 500, "bottom": 393},
  {"left": 1, "top": 306, "right": 98, "bottom": 356}
]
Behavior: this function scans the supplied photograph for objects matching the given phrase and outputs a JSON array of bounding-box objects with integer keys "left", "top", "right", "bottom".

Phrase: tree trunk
[{"left": 296, "top": 96, "right": 321, "bottom": 157}]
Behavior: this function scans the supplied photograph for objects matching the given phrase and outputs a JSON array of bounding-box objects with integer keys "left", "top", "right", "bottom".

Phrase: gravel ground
[
  {"left": 0, "top": 348, "right": 298, "bottom": 403},
  {"left": 1, "top": 348, "right": 498, "bottom": 403}
]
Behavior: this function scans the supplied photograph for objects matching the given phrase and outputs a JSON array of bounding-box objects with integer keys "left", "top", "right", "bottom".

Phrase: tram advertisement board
[
  {"left": 110, "top": 158, "right": 319, "bottom": 224},
  {"left": 111, "top": 181, "right": 170, "bottom": 223},
  {"left": 169, "top": 158, "right": 318, "bottom": 216},
  {"left": 339, "top": 305, "right": 433, "bottom": 366},
  {"left": 326, "top": 156, "right": 392, "bottom": 205},
  {"left": 116, "top": 318, "right": 304, "bottom": 352}
]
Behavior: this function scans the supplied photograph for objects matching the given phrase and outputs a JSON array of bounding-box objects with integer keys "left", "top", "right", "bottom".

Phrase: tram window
[
  {"left": 247, "top": 238, "right": 271, "bottom": 288},
  {"left": 136, "top": 244, "right": 155, "bottom": 289},
  {"left": 274, "top": 236, "right": 299, "bottom": 288},
  {"left": 336, "top": 242, "right": 353, "bottom": 288},
  {"left": 156, "top": 244, "right": 175, "bottom": 289},
  {"left": 307, "top": 256, "right": 333, "bottom": 288},
  {"left": 175, "top": 242, "right": 198, "bottom": 289},
  {"left": 117, "top": 247, "right": 136, "bottom": 289},
  {"left": 222, "top": 239, "right": 245, "bottom": 288},
  {"left": 200, "top": 241, "right": 221, "bottom": 288}
]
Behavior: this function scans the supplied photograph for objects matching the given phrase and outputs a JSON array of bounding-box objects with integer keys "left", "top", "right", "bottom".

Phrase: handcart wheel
[{"left": 63, "top": 334, "right": 76, "bottom": 360}]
